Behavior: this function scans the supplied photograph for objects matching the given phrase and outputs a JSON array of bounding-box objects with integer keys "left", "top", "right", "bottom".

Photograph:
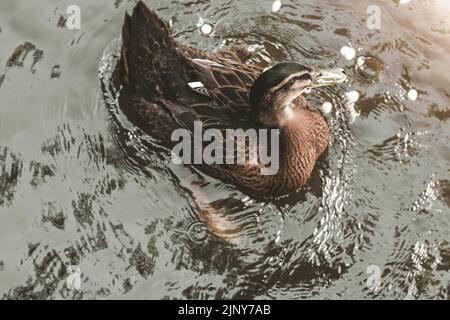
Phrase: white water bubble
[
  {"left": 400, "top": 0, "right": 412, "bottom": 4},
  {"left": 344, "top": 91, "right": 360, "bottom": 123},
  {"left": 320, "top": 101, "right": 333, "bottom": 114},
  {"left": 200, "top": 23, "right": 213, "bottom": 35},
  {"left": 357, "top": 56, "right": 365, "bottom": 67},
  {"left": 196, "top": 14, "right": 214, "bottom": 36},
  {"left": 407, "top": 89, "right": 418, "bottom": 101},
  {"left": 272, "top": 0, "right": 282, "bottom": 13},
  {"left": 345, "top": 90, "right": 360, "bottom": 103},
  {"left": 347, "top": 103, "right": 360, "bottom": 123},
  {"left": 340, "top": 45, "right": 356, "bottom": 61}
]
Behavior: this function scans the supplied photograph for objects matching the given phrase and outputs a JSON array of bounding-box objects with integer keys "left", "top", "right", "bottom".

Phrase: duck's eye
[{"left": 281, "top": 78, "right": 296, "bottom": 90}]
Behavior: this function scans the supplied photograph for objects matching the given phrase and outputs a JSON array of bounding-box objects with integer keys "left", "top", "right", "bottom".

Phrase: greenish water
[{"left": 0, "top": 0, "right": 449, "bottom": 299}]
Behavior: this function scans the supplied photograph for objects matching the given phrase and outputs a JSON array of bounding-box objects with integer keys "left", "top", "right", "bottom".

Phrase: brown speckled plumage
[{"left": 113, "top": 1, "right": 330, "bottom": 198}]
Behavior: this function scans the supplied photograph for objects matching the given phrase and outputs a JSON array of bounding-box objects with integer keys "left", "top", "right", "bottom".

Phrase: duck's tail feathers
[{"left": 115, "top": 1, "right": 188, "bottom": 99}]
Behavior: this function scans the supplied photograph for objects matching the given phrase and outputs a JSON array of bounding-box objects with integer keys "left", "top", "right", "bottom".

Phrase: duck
[{"left": 113, "top": 1, "right": 339, "bottom": 198}]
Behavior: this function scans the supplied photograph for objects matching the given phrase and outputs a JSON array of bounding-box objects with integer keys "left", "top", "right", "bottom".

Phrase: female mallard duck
[{"left": 114, "top": 1, "right": 340, "bottom": 198}]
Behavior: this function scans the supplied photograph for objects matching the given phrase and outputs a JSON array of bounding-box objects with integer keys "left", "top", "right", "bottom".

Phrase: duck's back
[{"left": 114, "top": 1, "right": 262, "bottom": 148}]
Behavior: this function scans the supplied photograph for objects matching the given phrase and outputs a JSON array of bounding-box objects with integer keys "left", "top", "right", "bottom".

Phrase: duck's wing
[
  {"left": 170, "top": 56, "right": 262, "bottom": 131},
  {"left": 114, "top": 1, "right": 263, "bottom": 134},
  {"left": 114, "top": 1, "right": 194, "bottom": 100}
]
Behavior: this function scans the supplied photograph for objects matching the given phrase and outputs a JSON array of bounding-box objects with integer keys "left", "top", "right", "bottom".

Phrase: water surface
[{"left": 0, "top": 0, "right": 449, "bottom": 299}]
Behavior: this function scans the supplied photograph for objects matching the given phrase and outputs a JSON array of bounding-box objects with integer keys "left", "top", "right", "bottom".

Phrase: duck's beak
[{"left": 309, "top": 68, "right": 347, "bottom": 88}]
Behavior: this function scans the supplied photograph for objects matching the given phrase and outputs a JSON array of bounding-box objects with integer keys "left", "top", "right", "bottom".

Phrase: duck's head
[
  {"left": 250, "top": 62, "right": 347, "bottom": 127},
  {"left": 249, "top": 62, "right": 314, "bottom": 127}
]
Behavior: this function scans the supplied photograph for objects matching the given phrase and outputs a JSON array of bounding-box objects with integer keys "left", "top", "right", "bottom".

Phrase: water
[{"left": 0, "top": 0, "right": 449, "bottom": 299}]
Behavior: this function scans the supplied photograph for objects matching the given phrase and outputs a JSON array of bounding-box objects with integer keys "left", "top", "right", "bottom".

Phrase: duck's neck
[{"left": 276, "top": 108, "right": 329, "bottom": 191}]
